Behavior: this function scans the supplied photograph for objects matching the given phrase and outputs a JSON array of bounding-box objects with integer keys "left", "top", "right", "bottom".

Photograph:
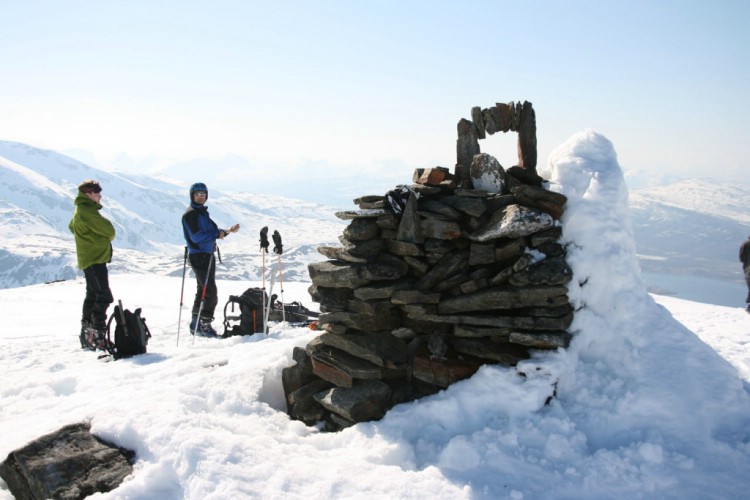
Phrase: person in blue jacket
[{"left": 182, "top": 182, "right": 240, "bottom": 336}]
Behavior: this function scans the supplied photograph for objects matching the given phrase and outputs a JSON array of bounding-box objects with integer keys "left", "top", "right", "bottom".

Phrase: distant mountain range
[
  {"left": 0, "top": 140, "right": 345, "bottom": 288},
  {"left": 629, "top": 179, "right": 750, "bottom": 284},
  {"left": 1, "top": 140, "right": 749, "bottom": 293}
]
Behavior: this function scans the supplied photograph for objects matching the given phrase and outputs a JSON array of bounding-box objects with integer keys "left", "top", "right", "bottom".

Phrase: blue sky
[{"left": 1, "top": 0, "right": 748, "bottom": 193}]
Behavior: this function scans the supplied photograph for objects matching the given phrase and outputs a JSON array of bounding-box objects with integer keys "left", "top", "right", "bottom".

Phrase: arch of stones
[{"left": 284, "top": 101, "right": 572, "bottom": 431}]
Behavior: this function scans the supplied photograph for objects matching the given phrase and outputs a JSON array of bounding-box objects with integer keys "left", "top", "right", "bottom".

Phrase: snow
[{"left": 2, "top": 129, "right": 750, "bottom": 499}]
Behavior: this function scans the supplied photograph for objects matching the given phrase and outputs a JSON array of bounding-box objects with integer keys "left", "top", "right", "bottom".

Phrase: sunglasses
[
  {"left": 84, "top": 187, "right": 102, "bottom": 194},
  {"left": 193, "top": 191, "right": 207, "bottom": 197}
]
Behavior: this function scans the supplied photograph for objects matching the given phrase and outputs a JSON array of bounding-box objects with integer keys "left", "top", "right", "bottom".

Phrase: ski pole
[
  {"left": 260, "top": 227, "right": 269, "bottom": 333},
  {"left": 193, "top": 244, "right": 217, "bottom": 344},
  {"left": 176, "top": 246, "right": 188, "bottom": 346},
  {"left": 272, "top": 230, "right": 285, "bottom": 324},
  {"left": 263, "top": 269, "right": 276, "bottom": 334}
]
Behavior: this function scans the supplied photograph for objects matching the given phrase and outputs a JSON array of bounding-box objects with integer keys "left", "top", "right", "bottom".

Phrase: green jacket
[{"left": 69, "top": 192, "right": 116, "bottom": 270}]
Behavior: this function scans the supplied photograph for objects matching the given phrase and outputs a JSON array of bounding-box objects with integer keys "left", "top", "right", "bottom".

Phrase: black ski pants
[
  {"left": 744, "top": 266, "right": 750, "bottom": 304},
  {"left": 189, "top": 252, "right": 218, "bottom": 320},
  {"left": 82, "top": 263, "right": 113, "bottom": 329}
]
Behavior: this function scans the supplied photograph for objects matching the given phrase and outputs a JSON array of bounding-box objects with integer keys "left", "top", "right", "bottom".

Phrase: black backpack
[
  {"left": 106, "top": 301, "right": 151, "bottom": 359},
  {"left": 223, "top": 287, "right": 268, "bottom": 336}
]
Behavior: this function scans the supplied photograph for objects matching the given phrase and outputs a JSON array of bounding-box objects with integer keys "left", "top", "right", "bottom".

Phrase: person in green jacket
[{"left": 69, "top": 180, "right": 116, "bottom": 348}]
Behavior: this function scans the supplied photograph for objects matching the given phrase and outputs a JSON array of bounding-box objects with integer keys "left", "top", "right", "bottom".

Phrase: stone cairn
[{"left": 282, "top": 101, "right": 572, "bottom": 431}]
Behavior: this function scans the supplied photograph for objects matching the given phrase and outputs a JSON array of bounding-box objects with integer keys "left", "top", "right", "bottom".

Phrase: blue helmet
[{"left": 189, "top": 182, "right": 208, "bottom": 201}]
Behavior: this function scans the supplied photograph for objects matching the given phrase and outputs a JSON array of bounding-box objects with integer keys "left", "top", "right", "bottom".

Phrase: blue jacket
[{"left": 182, "top": 203, "right": 219, "bottom": 254}]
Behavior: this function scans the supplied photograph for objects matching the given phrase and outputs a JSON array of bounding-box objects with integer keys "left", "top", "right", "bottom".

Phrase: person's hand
[{"left": 229, "top": 224, "right": 240, "bottom": 233}]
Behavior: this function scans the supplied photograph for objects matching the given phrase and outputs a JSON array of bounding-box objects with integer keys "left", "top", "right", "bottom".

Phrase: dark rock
[
  {"left": 344, "top": 217, "right": 381, "bottom": 241},
  {"left": 451, "top": 337, "right": 529, "bottom": 365},
  {"left": 354, "top": 195, "right": 385, "bottom": 210},
  {"left": 335, "top": 208, "right": 388, "bottom": 220},
  {"left": 376, "top": 213, "right": 399, "bottom": 230},
  {"left": 391, "top": 290, "right": 441, "bottom": 305},
  {"left": 308, "top": 261, "right": 370, "bottom": 289},
  {"left": 509, "top": 330, "right": 572, "bottom": 349},
  {"left": 471, "top": 106, "right": 486, "bottom": 139},
  {"left": 317, "top": 331, "right": 408, "bottom": 368},
  {"left": 509, "top": 255, "right": 573, "bottom": 286},
  {"left": 495, "top": 238, "right": 527, "bottom": 263},
  {"left": 313, "top": 380, "right": 392, "bottom": 422},
  {"left": 396, "top": 192, "right": 424, "bottom": 244},
  {"left": 282, "top": 347, "right": 317, "bottom": 405},
  {"left": 533, "top": 242, "right": 565, "bottom": 258},
  {"left": 415, "top": 167, "right": 452, "bottom": 186},
  {"left": 415, "top": 251, "right": 470, "bottom": 291},
  {"left": 471, "top": 205, "right": 554, "bottom": 242},
  {"left": 530, "top": 227, "right": 562, "bottom": 247},
  {"left": 459, "top": 278, "right": 489, "bottom": 294},
  {"left": 319, "top": 309, "right": 402, "bottom": 332},
  {"left": 288, "top": 379, "right": 334, "bottom": 425},
  {"left": 420, "top": 216, "right": 462, "bottom": 240},
  {"left": 441, "top": 194, "right": 488, "bottom": 217},
  {"left": 411, "top": 342, "right": 483, "bottom": 388},
  {"left": 386, "top": 239, "right": 424, "bottom": 257},
  {"left": 317, "top": 246, "right": 370, "bottom": 264},
  {"left": 403, "top": 255, "right": 429, "bottom": 275},
  {"left": 352, "top": 281, "right": 412, "bottom": 301},
  {"left": 419, "top": 199, "right": 463, "bottom": 219},
  {"left": 341, "top": 237, "right": 385, "bottom": 259},
  {"left": 308, "top": 285, "right": 352, "bottom": 313},
  {"left": 516, "top": 101, "right": 537, "bottom": 172},
  {"left": 308, "top": 341, "right": 383, "bottom": 388},
  {"left": 360, "top": 255, "right": 409, "bottom": 281},
  {"left": 456, "top": 118, "right": 480, "bottom": 185},
  {"left": 0, "top": 422, "right": 135, "bottom": 500},
  {"left": 513, "top": 184, "right": 567, "bottom": 219},
  {"left": 506, "top": 166, "right": 544, "bottom": 188},
  {"left": 469, "top": 243, "right": 496, "bottom": 266},
  {"left": 495, "top": 102, "right": 512, "bottom": 132},
  {"left": 438, "top": 285, "right": 569, "bottom": 314},
  {"left": 481, "top": 107, "right": 497, "bottom": 135},
  {"left": 453, "top": 324, "right": 511, "bottom": 339}
]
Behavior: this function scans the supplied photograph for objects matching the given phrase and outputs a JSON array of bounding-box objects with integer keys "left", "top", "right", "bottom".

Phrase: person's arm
[{"left": 78, "top": 208, "right": 115, "bottom": 241}]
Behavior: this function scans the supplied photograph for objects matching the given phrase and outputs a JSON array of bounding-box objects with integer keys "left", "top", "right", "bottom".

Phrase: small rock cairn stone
[{"left": 283, "top": 102, "right": 571, "bottom": 431}]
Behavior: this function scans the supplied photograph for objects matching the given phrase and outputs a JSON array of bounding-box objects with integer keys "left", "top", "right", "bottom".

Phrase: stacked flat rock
[{"left": 283, "top": 154, "right": 571, "bottom": 432}]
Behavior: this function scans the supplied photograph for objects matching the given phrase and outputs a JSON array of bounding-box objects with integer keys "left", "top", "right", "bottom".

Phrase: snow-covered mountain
[
  {"left": 0, "top": 141, "right": 346, "bottom": 288},
  {"left": 629, "top": 178, "right": 750, "bottom": 283},
  {"left": 2, "top": 139, "right": 749, "bottom": 301}
]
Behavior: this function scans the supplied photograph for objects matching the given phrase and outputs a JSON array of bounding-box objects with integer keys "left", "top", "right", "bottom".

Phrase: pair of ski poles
[
  {"left": 176, "top": 243, "right": 217, "bottom": 346},
  {"left": 260, "top": 226, "right": 285, "bottom": 333},
  {"left": 176, "top": 228, "right": 285, "bottom": 344}
]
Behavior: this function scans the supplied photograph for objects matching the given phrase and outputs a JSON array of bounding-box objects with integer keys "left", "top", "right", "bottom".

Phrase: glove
[
  {"left": 272, "top": 230, "right": 283, "bottom": 255},
  {"left": 259, "top": 226, "right": 269, "bottom": 252}
]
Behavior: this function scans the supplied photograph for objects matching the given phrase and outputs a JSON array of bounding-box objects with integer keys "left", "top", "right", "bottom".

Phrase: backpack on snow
[
  {"left": 223, "top": 287, "right": 268, "bottom": 337},
  {"left": 106, "top": 300, "right": 151, "bottom": 359},
  {"left": 266, "top": 296, "right": 320, "bottom": 324}
]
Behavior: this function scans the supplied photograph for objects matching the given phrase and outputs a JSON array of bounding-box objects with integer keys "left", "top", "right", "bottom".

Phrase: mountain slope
[
  {"left": 0, "top": 141, "right": 346, "bottom": 288},
  {"left": 629, "top": 178, "right": 750, "bottom": 283},
  {"left": 3, "top": 140, "right": 749, "bottom": 294}
]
